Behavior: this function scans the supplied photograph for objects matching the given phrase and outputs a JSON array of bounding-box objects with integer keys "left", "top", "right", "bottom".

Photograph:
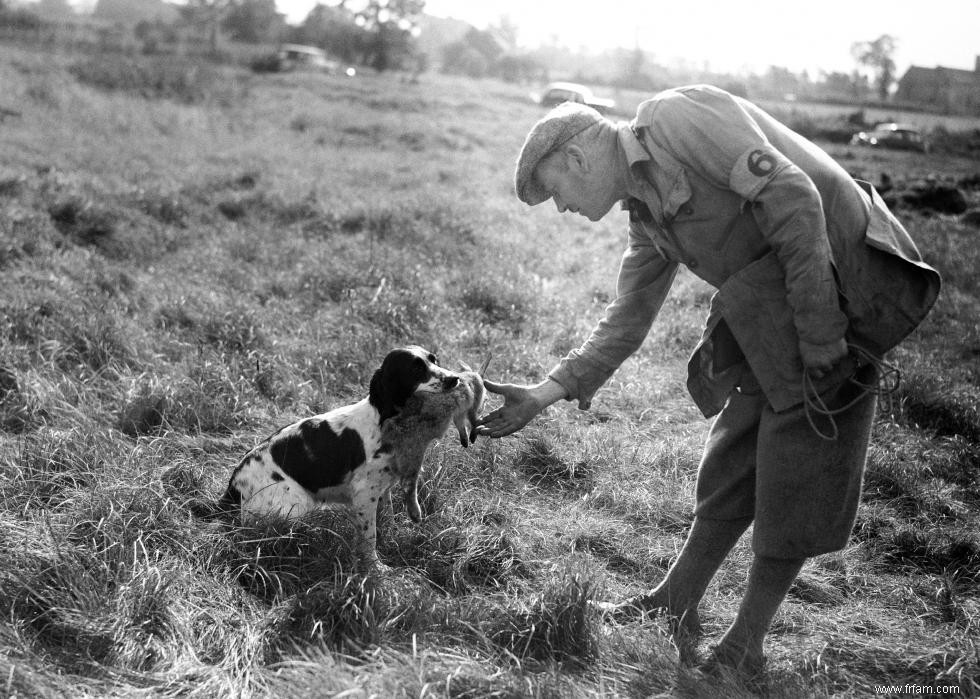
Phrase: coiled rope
[{"left": 802, "top": 344, "right": 901, "bottom": 441}]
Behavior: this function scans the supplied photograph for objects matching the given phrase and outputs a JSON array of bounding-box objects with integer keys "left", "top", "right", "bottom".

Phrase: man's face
[{"left": 534, "top": 148, "right": 619, "bottom": 222}]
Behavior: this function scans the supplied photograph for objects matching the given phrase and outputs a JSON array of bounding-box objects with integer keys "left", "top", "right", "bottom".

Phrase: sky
[{"left": 278, "top": 0, "right": 980, "bottom": 77}]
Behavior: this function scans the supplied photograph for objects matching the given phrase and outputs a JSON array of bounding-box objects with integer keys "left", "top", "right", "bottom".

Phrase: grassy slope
[{"left": 1, "top": 45, "right": 978, "bottom": 698}]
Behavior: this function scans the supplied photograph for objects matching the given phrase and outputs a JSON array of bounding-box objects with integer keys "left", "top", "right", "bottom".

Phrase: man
[{"left": 476, "top": 85, "right": 940, "bottom": 674}]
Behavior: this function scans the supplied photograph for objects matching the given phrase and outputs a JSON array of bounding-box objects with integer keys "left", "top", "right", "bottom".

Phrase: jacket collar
[{"left": 617, "top": 120, "right": 692, "bottom": 220}]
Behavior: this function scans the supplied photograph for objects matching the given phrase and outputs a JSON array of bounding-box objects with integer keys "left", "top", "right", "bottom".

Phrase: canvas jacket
[{"left": 548, "top": 85, "right": 940, "bottom": 417}]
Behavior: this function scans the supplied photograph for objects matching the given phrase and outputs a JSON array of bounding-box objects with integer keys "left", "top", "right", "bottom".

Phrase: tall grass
[{"left": 1, "top": 43, "right": 979, "bottom": 697}]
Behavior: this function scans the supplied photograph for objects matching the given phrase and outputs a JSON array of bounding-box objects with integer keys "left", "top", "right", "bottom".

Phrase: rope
[{"left": 802, "top": 343, "right": 901, "bottom": 441}]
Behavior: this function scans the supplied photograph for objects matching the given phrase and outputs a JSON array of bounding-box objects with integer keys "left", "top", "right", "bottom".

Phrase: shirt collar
[
  {"left": 616, "top": 121, "right": 693, "bottom": 221},
  {"left": 617, "top": 122, "right": 655, "bottom": 200}
]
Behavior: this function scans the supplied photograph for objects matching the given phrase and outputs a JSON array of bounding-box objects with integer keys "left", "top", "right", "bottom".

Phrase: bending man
[{"left": 477, "top": 85, "right": 939, "bottom": 673}]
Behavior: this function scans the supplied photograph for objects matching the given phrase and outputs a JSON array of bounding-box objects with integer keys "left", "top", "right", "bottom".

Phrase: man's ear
[{"left": 564, "top": 144, "right": 589, "bottom": 173}]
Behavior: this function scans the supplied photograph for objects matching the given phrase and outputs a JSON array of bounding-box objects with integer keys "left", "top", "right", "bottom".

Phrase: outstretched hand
[
  {"left": 476, "top": 379, "right": 568, "bottom": 438},
  {"left": 475, "top": 381, "right": 543, "bottom": 438}
]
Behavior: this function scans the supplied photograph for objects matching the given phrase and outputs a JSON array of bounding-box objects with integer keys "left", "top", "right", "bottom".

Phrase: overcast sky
[{"left": 278, "top": 0, "right": 980, "bottom": 76}]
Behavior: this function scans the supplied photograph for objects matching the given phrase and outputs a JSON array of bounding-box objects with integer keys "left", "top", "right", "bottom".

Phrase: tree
[
  {"left": 488, "top": 14, "right": 518, "bottom": 52},
  {"left": 93, "top": 0, "right": 178, "bottom": 25},
  {"left": 35, "top": 0, "right": 74, "bottom": 20},
  {"left": 222, "top": 0, "right": 286, "bottom": 43},
  {"left": 817, "top": 71, "right": 859, "bottom": 100},
  {"left": 851, "top": 34, "right": 897, "bottom": 102},
  {"left": 764, "top": 65, "right": 802, "bottom": 99},
  {"left": 352, "top": 0, "right": 425, "bottom": 72},
  {"left": 494, "top": 53, "right": 543, "bottom": 84},
  {"left": 441, "top": 40, "right": 489, "bottom": 77},
  {"left": 295, "top": 3, "right": 365, "bottom": 62},
  {"left": 179, "top": 0, "right": 232, "bottom": 53},
  {"left": 617, "top": 47, "right": 649, "bottom": 89}
]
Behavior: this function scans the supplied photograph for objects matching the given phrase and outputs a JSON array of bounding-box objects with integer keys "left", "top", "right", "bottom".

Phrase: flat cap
[{"left": 514, "top": 102, "right": 605, "bottom": 206}]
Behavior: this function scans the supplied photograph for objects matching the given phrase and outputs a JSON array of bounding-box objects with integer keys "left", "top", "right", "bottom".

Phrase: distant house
[{"left": 895, "top": 56, "right": 980, "bottom": 115}]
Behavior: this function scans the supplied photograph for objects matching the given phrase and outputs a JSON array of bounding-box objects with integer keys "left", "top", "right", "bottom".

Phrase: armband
[{"left": 729, "top": 144, "right": 792, "bottom": 201}]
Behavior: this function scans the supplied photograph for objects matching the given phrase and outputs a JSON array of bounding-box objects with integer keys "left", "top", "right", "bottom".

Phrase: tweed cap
[{"left": 514, "top": 102, "right": 605, "bottom": 206}]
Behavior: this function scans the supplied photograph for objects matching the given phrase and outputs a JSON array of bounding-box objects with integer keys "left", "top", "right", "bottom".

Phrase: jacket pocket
[
  {"left": 841, "top": 181, "right": 941, "bottom": 355},
  {"left": 717, "top": 252, "right": 803, "bottom": 411}
]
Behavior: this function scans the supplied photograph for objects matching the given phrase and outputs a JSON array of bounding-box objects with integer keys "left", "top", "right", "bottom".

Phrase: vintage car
[
  {"left": 276, "top": 44, "right": 356, "bottom": 77},
  {"left": 538, "top": 81, "right": 616, "bottom": 114},
  {"left": 850, "top": 123, "right": 929, "bottom": 153}
]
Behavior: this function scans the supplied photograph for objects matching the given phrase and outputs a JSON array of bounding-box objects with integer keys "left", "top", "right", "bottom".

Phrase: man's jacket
[{"left": 548, "top": 85, "right": 941, "bottom": 417}]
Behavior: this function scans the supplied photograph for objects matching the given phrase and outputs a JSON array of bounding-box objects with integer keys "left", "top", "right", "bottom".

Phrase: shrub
[
  {"left": 69, "top": 55, "right": 231, "bottom": 105},
  {"left": 48, "top": 196, "right": 117, "bottom": 247},
  {"left": 0, "top": 7, "right": 43, "bottom": 32},
  {"left": 249, "top": 52, "right": 283, "bottom": 74}
]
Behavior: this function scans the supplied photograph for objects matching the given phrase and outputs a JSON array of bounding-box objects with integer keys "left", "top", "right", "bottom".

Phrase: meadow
[{"left": 1, "top": 43, "right": 979, "bottom": 698}]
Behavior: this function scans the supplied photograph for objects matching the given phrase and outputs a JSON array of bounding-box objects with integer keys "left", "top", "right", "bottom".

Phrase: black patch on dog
[
  {"left": 218, "top": 483, "right": 242, "bottom": 513},
  {"left": 369, "top": 347, "right": 436, "bottom": 422},
  {"left": 269, "top": 419, "right": 366, "bottom": 492},
  {"left": 271, "top": 472, "right": 284, "bottom": 482}
]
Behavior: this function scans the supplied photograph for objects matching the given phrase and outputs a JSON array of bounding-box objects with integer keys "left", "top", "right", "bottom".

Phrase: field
[{"left": 1, "top": 44, "right": 979, "bottom": 698}]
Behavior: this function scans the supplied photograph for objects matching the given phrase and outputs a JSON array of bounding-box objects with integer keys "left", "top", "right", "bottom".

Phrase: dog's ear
[
  {"left": 393, "top": 355, "right": 429, "bottom": 406},
  {"left": 371, "top": 348, "right": 430, "bottom": 421},
  {"left": 369, "top": 367, "right": 398, "bottom": 422}
]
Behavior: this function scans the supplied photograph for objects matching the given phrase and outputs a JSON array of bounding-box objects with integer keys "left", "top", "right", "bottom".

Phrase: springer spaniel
[{"left": 221, "top": 346, "right": 486, "bottom": 571}]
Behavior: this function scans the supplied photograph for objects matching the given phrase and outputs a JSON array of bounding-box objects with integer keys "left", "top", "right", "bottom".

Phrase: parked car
[
  {"left": 850, "top": 123, "right": 929, "bottom": 153},
  {"left": 276, "top": 44, "right": 356, "bottom": 77},
  {"left": 538, "top": 81, "right": 616, "bottom": 114}
]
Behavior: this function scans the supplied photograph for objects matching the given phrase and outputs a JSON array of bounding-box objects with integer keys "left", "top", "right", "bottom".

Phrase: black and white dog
[{"left": 221, "top": 346, "right": 485, "bottom": 570}]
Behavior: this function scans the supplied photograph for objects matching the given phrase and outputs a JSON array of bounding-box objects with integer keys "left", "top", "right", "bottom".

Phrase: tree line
[{"left": 1, "top": 0, "right": 900, "bottom": 104}]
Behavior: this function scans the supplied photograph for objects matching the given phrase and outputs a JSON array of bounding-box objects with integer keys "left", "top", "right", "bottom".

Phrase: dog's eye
[{"left": 428, "top": 354, "right": 437, "bottom": 364}]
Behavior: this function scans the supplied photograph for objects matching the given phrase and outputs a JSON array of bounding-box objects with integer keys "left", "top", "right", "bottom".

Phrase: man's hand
[
  {"left": 800, "top": 338, "right": 848, "bottom": 379},
  {"left": 476, "top": 379, "right": 568, "bottom": 438}
]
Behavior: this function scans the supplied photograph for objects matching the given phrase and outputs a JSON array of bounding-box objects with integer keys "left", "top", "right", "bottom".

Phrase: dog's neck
[{"left": 370, "top": 397, "right": 399, "bottom": 424}]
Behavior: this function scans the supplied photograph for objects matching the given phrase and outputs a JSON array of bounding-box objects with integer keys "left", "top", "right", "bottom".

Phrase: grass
[{"left": 2, "top": 42, "right": 980, "bottom": 697}]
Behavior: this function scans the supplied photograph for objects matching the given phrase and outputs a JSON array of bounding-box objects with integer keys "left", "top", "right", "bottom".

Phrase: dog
[{"left": 221, "top": 346, "right": 487, "bottom": 570}]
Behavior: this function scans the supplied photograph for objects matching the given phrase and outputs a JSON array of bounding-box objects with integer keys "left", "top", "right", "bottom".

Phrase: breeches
[{"left": 694, "top": 363, "right": 878, "bottom": 559}]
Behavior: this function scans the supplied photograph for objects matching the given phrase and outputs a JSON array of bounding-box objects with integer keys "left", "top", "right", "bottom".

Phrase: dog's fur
[{"left": 221, "top": 346, "right": 486, "bottom": 569}]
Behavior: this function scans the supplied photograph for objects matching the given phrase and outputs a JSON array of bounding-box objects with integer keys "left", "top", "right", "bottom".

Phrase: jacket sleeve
[
  {"left": 548, "top": 223, "right": 678, "bottom": 409},
  {"left": 644, "top": 87, "right": 848, "bottom": 351}
]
